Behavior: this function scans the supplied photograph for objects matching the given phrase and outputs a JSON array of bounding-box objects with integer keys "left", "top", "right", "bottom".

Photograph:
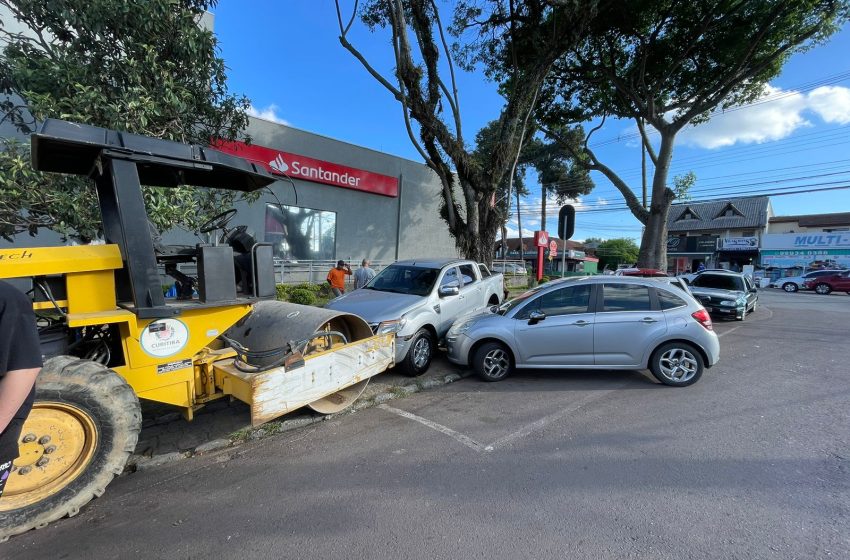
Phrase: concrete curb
[{"left": 124, "top": 369, "right": 472, "bottom": 473}]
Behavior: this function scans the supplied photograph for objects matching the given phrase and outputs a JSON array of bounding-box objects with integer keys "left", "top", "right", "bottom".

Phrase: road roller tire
[{"left": 0, "top": 356, "right": 141, "bottom": 541}]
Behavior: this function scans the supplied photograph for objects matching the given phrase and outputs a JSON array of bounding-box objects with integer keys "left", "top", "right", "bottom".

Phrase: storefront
[
  {"left": 666, "top": 235, "right": 718, "bottom": 273},
  {"left": 715, "top": 236, "right": 760, "bottom": 271},
  {"left": 761, "top": 233, "right": 850, "bottom": 272}
]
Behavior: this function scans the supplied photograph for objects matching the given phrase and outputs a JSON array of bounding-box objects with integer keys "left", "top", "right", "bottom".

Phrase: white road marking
[
  {"left": 716, "top": 304, "right": 773, "bottom": 338},
  {"left": 484, "top": 384, "right": 628, "bottom": 452},
  {"left": 381, "top": 383, "right": 628, "bottom": 453},
  {"left": 379, "top": 404, "right": 487, "bottom": 452}
]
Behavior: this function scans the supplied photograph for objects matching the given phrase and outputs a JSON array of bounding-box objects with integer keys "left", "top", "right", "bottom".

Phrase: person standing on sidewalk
[
  {"left": 0, "top": 281, "right": 43, "bottom": 499},
  {"left": 353, "top": 259, "right": 376, "bottom": 290},
  {"left": 327, "top": 260, "right": 352, "bottom": 298}
]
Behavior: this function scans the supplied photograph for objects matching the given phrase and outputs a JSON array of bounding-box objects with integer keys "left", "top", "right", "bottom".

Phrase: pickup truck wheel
[
  {"left": 399, "top": 329, "right": 433, "bottom": 376},
  {"left": 473, "top": 342, "right": 513, "bottom": 382},
  {"left": 782, "top": 282, "right": 798, "bottom": 293}
]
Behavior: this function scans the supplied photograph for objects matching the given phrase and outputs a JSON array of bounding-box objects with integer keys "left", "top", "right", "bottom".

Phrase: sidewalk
[{"left": 127, "top": 356, "right": 471, "bottom": 471}]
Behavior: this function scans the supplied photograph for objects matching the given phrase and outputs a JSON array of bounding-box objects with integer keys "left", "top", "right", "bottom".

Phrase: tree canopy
[
  {"left": 594, "top": 237, "right": 639, "bottom": 270},
  {"left": 336, "top": 0, "right": 599, "bottom": 263},
  {"left": 535, "top": 0, "right": 849, "bottom": 268},
  {"left": 0, "top": 0, "right": 252, "bottom": 241}
]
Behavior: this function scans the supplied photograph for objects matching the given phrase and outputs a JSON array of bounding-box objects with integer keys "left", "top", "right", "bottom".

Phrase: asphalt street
[{"left": 4, "top": 289, "right": 849, "bottom": 559}]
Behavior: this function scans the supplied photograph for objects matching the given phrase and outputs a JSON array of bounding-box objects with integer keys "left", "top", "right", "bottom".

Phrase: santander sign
[{"left": 214, "top": 140, "right": 398, "bottom": 197}]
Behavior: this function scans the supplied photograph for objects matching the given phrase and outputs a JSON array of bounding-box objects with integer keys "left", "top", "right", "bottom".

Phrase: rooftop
[
  {"left": 667, "top": 197, "right": 771, "bottom": 232},
  {"left": 768, "top": 212, "right": 850, "bottom": 227}
]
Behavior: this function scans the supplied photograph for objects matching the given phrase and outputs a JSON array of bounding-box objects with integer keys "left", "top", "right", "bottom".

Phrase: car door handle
[
  {"left": 572, "top": 320, "right": 591, "bottom": 326},
  {"left": 640, "top": 317, "right": 658, "bottom": 323}
]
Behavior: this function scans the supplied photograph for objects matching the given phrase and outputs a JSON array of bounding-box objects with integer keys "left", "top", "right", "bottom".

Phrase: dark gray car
[
  {"left": 446, "top": 276, "right": 719, "bottom": 386},
  {"left": 688, "top": 271, "right": 758, "bottom": 321}
]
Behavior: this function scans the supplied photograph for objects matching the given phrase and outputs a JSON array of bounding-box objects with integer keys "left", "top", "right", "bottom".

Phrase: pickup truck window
[
  {"left": 478, "top": 264, "right": 491, "bottom": 278},
  {"left": 369, "top": 265, "right": 439, "bottom": 296},
  {"left": 441, "top": 267, "right": 460, "bottom": 288},
  {"left": 459, "top": 264, "right": 477, "bottom": 286}
]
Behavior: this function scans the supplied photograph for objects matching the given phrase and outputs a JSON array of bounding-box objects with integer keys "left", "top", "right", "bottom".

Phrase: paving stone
[
  {"left": 194, "top": 439, "right": 231, "bottom": 454},
  {"left": 134, "top": 451, "right": 187, "bottom": 471}
]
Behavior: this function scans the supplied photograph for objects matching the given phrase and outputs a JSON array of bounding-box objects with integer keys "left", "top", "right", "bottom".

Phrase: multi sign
[
  {"left": 761, "top": 233, "right": 850, "bottom": 249},
  {"left": 214, "top": 140, "right": 399, "bottom": 197}
]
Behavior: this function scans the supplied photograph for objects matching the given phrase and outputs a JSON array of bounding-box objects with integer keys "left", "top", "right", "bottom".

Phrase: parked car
[
  {"left": 688, "top": 271, "right": 758, "bottom": 321},
  {"left": 613, "top": 268, "right": 668, "bottom": 277},
  {"left": 770, "top": 269, "right": 844, "bottom": 292},
  {"left": 678, "top": 268, "right": 727, "bottom": 284},
  {"left": 490, "top": 261, "right": 528, "bottom": 275},
  {"left": 803, "top": 269, "right": 850, "bottom": 294},
  {"left": 446, "top": 276, "right": 719, "bottom": 386},
  {"left": 325, "top": 258, "right": 504, "bottom": 375}
]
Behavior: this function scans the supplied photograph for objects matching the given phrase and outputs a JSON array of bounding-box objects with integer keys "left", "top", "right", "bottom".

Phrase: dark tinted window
[
  {"left": 370, "top": 265, "right": 438, "bottom": 296},
  {"left": 657, "top": 289, "right": 687, "bottom": 310},
  {"left": 537, "top": 285, "right": 592, "bottom": 316},
  {"left": 602, "top": 284, "right": 652, "bottom": 312},
  {"left": 478, "top": 264, "right": 491, "bottom": 277},
  {"left": 459, "top": 264, "right": 477, "bottom": 286},
  {"left": 691, "top": 273, "right": 744, "bottom": 291}
]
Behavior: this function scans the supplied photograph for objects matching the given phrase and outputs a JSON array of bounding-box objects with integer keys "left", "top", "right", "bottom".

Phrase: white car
[
  {"left": 490, "top": 262, "right": 528, "bottom": 275},
  {"left": 770, "top": 269, "right": 844, "bottom": 293}
]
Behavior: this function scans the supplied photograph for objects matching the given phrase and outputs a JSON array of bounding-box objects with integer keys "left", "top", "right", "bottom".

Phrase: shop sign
[
  {"left": 760, "top": 249, "right": 850, "bottom": 269},
  {"left": 761, "top": 233, "right": 850, "bottom": 250},
  {"left": 568, "top": 249, "right": 586, "bottom": 259},
  {"left": 214, "top": 140, "right": 399, "bottom": 197},
  {"left": 667, "top": 235, "right": 718, "bottom": 253},
  {"left": 718, "top": 237, "right": 758, "bottom": 251}
]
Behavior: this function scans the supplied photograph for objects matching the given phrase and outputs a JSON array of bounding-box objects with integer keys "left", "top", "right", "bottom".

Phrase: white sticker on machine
[
  {"left": 141, "top": 318, "right": 189, "bottom": 357},
  {"left": 157, "top": 359, "right": 193, "bottom": 375}
]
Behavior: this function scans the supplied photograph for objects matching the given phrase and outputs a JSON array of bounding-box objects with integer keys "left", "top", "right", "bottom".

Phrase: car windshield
[
  {"left": 692, "top": 274, "right": 744, "bottom": 291},
  {"left": 366, "top": 265, "right": 439, "bottom": 296}
]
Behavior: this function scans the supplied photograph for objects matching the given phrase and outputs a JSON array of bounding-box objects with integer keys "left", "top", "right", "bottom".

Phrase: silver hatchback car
[{"left": 446, "top": 276, "right": 719, "bottom": 386}]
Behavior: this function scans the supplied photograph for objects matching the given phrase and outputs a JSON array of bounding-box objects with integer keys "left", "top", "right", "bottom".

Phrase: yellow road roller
[{"left": 0, "top": 120, "right": 394, "bottom": 539}]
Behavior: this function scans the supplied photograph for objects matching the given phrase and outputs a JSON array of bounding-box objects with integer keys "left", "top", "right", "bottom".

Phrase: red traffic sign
[
  {"left": 549, "top": 239, "right": 558, "bottom": 257},
  {"left": 535, "top": 231, "right": 549, "bottom": 247}
]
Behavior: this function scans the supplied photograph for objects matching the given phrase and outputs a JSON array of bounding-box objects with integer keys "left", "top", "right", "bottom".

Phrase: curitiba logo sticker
[{"left": 140, "top": 318, "right": 189, "bottom": 357}]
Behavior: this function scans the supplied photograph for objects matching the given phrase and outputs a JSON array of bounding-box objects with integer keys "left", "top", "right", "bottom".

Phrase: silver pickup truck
[{"left": 325, "top": 258, "right": 504, "bottom": 375}]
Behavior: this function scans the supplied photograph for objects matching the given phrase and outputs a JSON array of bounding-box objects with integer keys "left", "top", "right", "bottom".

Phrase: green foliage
[
  {"left": 538, "top": 276, "right": 549, "bottom": 284},
  {"left": 275, "top": 284, "right": 289, "bottom": 301},
  {"left": 288, "top": 288, "right": 317, "bottom": 306},
  {"left": 594, "top": 238, "right": 640, "bottom": 270},
  {"left": 0, "top": 0, "right": 254, "bottom": 241},
  {"left": 672, "top": 172, "right": 696, "bottom": 202}
]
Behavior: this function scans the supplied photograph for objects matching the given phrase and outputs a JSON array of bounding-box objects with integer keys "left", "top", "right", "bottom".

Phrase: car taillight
[{"left": 691, "top": 309, "right": 713, "bottom": 331}]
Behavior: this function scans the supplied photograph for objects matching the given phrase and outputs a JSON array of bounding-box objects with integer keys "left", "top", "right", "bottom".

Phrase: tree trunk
[{"left": 636, "top": 131, "right": 676, "bottom": 270}]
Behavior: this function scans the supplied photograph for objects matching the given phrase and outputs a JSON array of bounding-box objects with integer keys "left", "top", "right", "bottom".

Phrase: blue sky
[{"left": 212, "top": 2, "right": 850, "bottom": 242}]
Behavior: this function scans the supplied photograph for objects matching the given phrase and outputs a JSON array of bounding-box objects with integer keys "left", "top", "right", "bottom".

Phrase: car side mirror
[
  {"left": 439, "top": 285, "right": 460, "bottom": 297},
  {"left": 528, "top": 310, "right": 546, "bottom": 325}
]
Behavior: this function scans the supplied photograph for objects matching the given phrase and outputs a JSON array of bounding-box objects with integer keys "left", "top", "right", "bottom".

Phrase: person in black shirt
[{"left": 0, "top": 280, "right": 43, "bottom": 498}]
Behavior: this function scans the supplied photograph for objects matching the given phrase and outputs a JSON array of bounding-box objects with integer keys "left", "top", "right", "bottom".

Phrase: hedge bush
[{"left": 288, "top": 288, "right": 317, "bottom": 306}]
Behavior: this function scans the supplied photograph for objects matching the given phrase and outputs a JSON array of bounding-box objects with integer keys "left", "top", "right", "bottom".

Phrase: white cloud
[
  {"left": 596, "top": 197, "right": 609, "bottom": 206},
  {"left": 674, "top": 84, "right": 850, "bottom": 149},
  {"left": 806, "top": 86, "right": 850, "bottom": 125},
  {"left": 247, "top": 103, "right": 289, "bottom": 125}
]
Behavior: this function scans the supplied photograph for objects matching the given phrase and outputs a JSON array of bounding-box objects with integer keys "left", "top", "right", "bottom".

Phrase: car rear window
[
  {"left": 691, "top": 274, "right": 744, "bottom": 291},
  {"left": 602, "top": 284, "right": 652, "bottom": 312},
  {"left": 657, "top": 289, "right": 687, "bottom": 310}
]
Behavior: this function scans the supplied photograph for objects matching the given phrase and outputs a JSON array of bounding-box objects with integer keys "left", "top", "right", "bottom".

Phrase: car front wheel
[
  {"left": 782, "top": 282, "right": 798, "bottom": 293},
  {"left": 473, "top": 341, "right": 513, "bottom": 382},
  {"left": 814, "top": 283, "right": 832, "bottom": 295},
  {"left": 399, "top": 329, "right": 433, "bottom": 376},
  {"left": 650, "top": 342, "right": 704, "bottom": 387}
]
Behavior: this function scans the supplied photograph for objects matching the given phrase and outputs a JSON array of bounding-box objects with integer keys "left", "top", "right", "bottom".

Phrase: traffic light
[{"left": 558, "top": 204, "right": 575, "bottom": 240}]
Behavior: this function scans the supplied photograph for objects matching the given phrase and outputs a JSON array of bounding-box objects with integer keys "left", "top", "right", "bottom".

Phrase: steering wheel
[{"left": 198, "top": 209, "right": 237, "bottom": 234}]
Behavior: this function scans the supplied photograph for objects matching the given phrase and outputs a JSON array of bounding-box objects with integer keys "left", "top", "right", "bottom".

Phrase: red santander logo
[{"left": 214, "top": 140, "right": 399, "bottom": 197}]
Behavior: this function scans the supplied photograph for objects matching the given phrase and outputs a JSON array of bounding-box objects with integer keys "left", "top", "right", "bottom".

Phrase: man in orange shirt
[{"left": 327, "top": 260, "right": 352, "bottom": 298}]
